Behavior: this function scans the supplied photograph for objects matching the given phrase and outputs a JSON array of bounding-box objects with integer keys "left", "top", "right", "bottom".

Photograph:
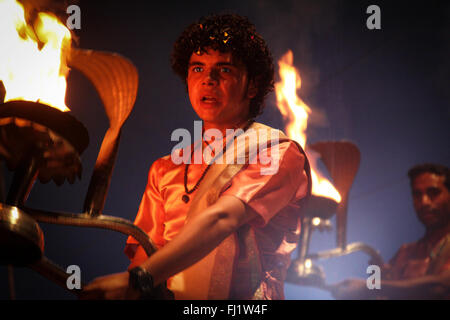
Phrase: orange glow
[
  {"left": 0, "top": 0, "right": 72, "bottom": 111},
  {"left": 275, "top": 50, "right": 341, "bottom": 203}
]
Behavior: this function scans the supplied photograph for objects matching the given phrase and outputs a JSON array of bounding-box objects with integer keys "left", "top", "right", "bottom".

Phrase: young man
[
  {"left": 82, "top": 14, "right": 310, "bottom": 300},
  {"left": 332, "top": 163, "right": 450, "bottom": 299}
]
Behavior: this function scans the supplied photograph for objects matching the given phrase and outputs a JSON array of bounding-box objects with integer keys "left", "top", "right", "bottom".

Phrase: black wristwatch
[{"left": 128, "top": 266, "right": 155, "bottom": 299}]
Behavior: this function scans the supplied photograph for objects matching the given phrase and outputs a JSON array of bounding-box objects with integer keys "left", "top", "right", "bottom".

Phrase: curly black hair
[
  {"left": 171, "top": 14, "right": 274, "bottom": 119},
  {"left": 408, "top": 163, "right": 450, "bottom": 191}
]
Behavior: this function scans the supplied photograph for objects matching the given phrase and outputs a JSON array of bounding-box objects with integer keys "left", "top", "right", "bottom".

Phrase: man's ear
[{"left": 246, "top": 79, "right": 257, "bottom": 99}]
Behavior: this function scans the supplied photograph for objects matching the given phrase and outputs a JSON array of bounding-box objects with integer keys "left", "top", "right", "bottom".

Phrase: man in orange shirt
[
  {"left": 332, "top": 163, "right": 450, "bottom": 299},
  {"left": 82, "top": 14, "right": 310, "bottom": 300}
]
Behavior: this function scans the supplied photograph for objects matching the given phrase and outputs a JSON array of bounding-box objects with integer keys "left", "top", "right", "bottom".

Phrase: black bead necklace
[
  {"left": 182, "top": 144, "right": 212, "bottom": 203},
  {"left": 182, "top": 120, "right": 253, "bottom": 203}
]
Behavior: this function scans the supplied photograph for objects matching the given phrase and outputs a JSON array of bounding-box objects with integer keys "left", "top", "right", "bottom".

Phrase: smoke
[
  {"left": 18, "top": 0, "right": 78, "bottom": 21},
  {"left": 255, "top": 0, "right": 340, "bottom": 87},
  {"left": 18, "top": 0, "right": 78, "bottom": 14},
  {"left": 16, "top": 0, "right": 81, "bottom": 46},
  {"left": 435, "top": 4, "right": 450, "bottom": 116},
  {"left": 251, "top": 0, "right": 341, "bottom": 130}
]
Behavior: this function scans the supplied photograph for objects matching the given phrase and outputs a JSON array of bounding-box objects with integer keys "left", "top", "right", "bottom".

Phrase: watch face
[
  {"left": 130, "top": 267, "right": 154, "bottom": 293},
  {"left": 129, "top": 268, "right": 140, "bottom": 289},
  {"left": 139, "top": 272, "right": 154, "bottom": 291}
]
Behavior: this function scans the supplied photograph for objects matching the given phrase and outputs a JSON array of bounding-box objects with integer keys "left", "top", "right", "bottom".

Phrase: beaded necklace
[{"left": 182, "top": 120, "right": 253, "bottom": 203}]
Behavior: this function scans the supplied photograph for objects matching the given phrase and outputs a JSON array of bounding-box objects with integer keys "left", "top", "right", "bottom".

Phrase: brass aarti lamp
[
  {"left": 286, "top": 141, "right": 384, "bottom": 289},
  {"left": 0, "top": 49, "right": 158, "bottom": 296}
]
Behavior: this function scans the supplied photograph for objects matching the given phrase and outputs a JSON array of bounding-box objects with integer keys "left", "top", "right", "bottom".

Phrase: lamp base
[{"left": 0, "top": 204, "right": 44, "bottom": 266}]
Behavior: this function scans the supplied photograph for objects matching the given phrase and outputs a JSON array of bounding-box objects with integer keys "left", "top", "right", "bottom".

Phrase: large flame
[
  {"left": 275, "top": 50, "right": 341, "bottom": 203},
  {"left": 0, "top": 0, "right": 72, "bottom": 111}
]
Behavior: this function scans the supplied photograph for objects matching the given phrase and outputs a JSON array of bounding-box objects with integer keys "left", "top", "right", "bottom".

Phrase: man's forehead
[
  {"left": 188, "top": 48, "right": 241, "bottom": 65},
  {"left": 412, "top": 172, "right": 446, "bottom": 189}
]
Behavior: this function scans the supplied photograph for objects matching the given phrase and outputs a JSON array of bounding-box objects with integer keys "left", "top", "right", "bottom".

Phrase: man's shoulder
[
  {"left": 397, "top": 241, "right": 420, "bottom": 253},
  {"left": 247, "top": 122, "right": 302, "bottom": 151},
  {"left": 249, "top": 122, "right": 287, "bottom": 139},
  {"left": 148, "top": 154, "right": 179, "bottom": 177},
  {"left": 389, "top": 241, "right": 420, "bottom": 264}
]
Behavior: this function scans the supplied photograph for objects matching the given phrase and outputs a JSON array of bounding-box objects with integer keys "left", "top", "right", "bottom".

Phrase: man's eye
[
  {"left": 193, "top": 66, "right": 203, "bottom": 72},
  {"left": 427, "top": 188, "right": 441, "bottom": 199},
  {"left": 221, "top": 67, "right": 231, "bottom": 73}
]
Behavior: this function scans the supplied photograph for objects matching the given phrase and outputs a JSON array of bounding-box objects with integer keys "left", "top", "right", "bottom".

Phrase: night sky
[{"left": 0, "top": 0, "right": 449, "bottom": 299}]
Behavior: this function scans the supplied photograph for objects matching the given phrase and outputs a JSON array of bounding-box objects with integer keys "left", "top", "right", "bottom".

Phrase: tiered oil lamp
[
  {"left": 286, "top": 141, "right": 384, "bottom": 289},
  {"left": 0, "top": 47, "right": 158, "bottom": 295}
]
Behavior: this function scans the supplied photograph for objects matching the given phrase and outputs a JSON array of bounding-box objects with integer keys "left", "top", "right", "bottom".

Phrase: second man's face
[
  {"left": 187, "top": 48, "right": 256, "bottom": 128},
  {"left": 412, "top": 172, "right": 450, "bottom": 230}
]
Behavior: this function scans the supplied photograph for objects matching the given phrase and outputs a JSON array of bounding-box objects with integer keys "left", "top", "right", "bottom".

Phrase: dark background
[{"left": 1, "top": 0, "right": 449, "bottom": 299}]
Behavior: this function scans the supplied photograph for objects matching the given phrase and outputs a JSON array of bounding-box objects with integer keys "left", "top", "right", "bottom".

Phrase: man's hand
[
  {"left": 330, "top": 278, "right": 373, "bottom": 300},
  {"left": 79, "top": 271, "right": 140, "bottom": 300}
]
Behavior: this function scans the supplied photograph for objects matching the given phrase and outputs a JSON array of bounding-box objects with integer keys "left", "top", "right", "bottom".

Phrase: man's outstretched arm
[
  {"left": 377, "top": 271, "right": 450, "bottom": 299},
  {"left": 331, "top": 270, "right": 450, "bottom": 299},
  {"left": 140, "top": 195, "right": 257, "bottom": 286},
  {"left": 81, "top": 195, "right": 258, "bottom": 299}
]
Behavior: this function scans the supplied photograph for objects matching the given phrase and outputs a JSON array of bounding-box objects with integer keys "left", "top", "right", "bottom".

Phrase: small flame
[
  {"left": 0, "top": 0, "right": 72, "bottom": 111},
  {"left": 311, "top": 217, "right": 321, "bottom": 226},
  {"left": 304, "top": 259, "right": 312, "bottom": 269},
  {"left": 11, "top": 206, "right": 19, "bottom": 224},
  {"left": 275, "top": 50, "right": 341, "bottom": 203}
]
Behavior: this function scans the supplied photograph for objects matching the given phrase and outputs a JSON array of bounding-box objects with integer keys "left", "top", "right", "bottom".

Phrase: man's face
[
  {"left": 411, "top": 172, "right": 450, "bottom": 230},
  {"left": 187, "top": 48, "right": 256, "bottom": 127}
]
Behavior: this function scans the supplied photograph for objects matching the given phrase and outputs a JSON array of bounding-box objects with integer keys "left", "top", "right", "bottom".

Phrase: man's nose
[
  {"left": 418, "top": 194, "right": 432, "bottom": 207},
  {"left": 202, "top": 69, "right": 219, "bottom": 85}
]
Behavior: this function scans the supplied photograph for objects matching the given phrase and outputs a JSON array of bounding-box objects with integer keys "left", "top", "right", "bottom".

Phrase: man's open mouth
[{"left": 201, "top": 96, "right": 218, "bottom": 103}]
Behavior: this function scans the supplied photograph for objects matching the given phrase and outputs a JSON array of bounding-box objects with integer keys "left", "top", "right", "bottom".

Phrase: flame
[
  {"left": 0, "top": 0, "right": 72, "bottom": 111},
  {"left": 311, "top": 217, "right": 321, "bottom": 226},
  {"left": 275, "top": 50, "right": 341, "bottom": 203}
]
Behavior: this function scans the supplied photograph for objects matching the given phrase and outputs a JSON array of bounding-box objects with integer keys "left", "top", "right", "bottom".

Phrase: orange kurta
[{"left": 125, "top": 129, "right": 309, "bottom": 299}]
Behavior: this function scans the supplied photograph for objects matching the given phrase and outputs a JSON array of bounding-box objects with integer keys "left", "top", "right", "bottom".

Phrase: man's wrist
[{"left": 128, "top": 266, "right": 155, "bottom": 299}]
